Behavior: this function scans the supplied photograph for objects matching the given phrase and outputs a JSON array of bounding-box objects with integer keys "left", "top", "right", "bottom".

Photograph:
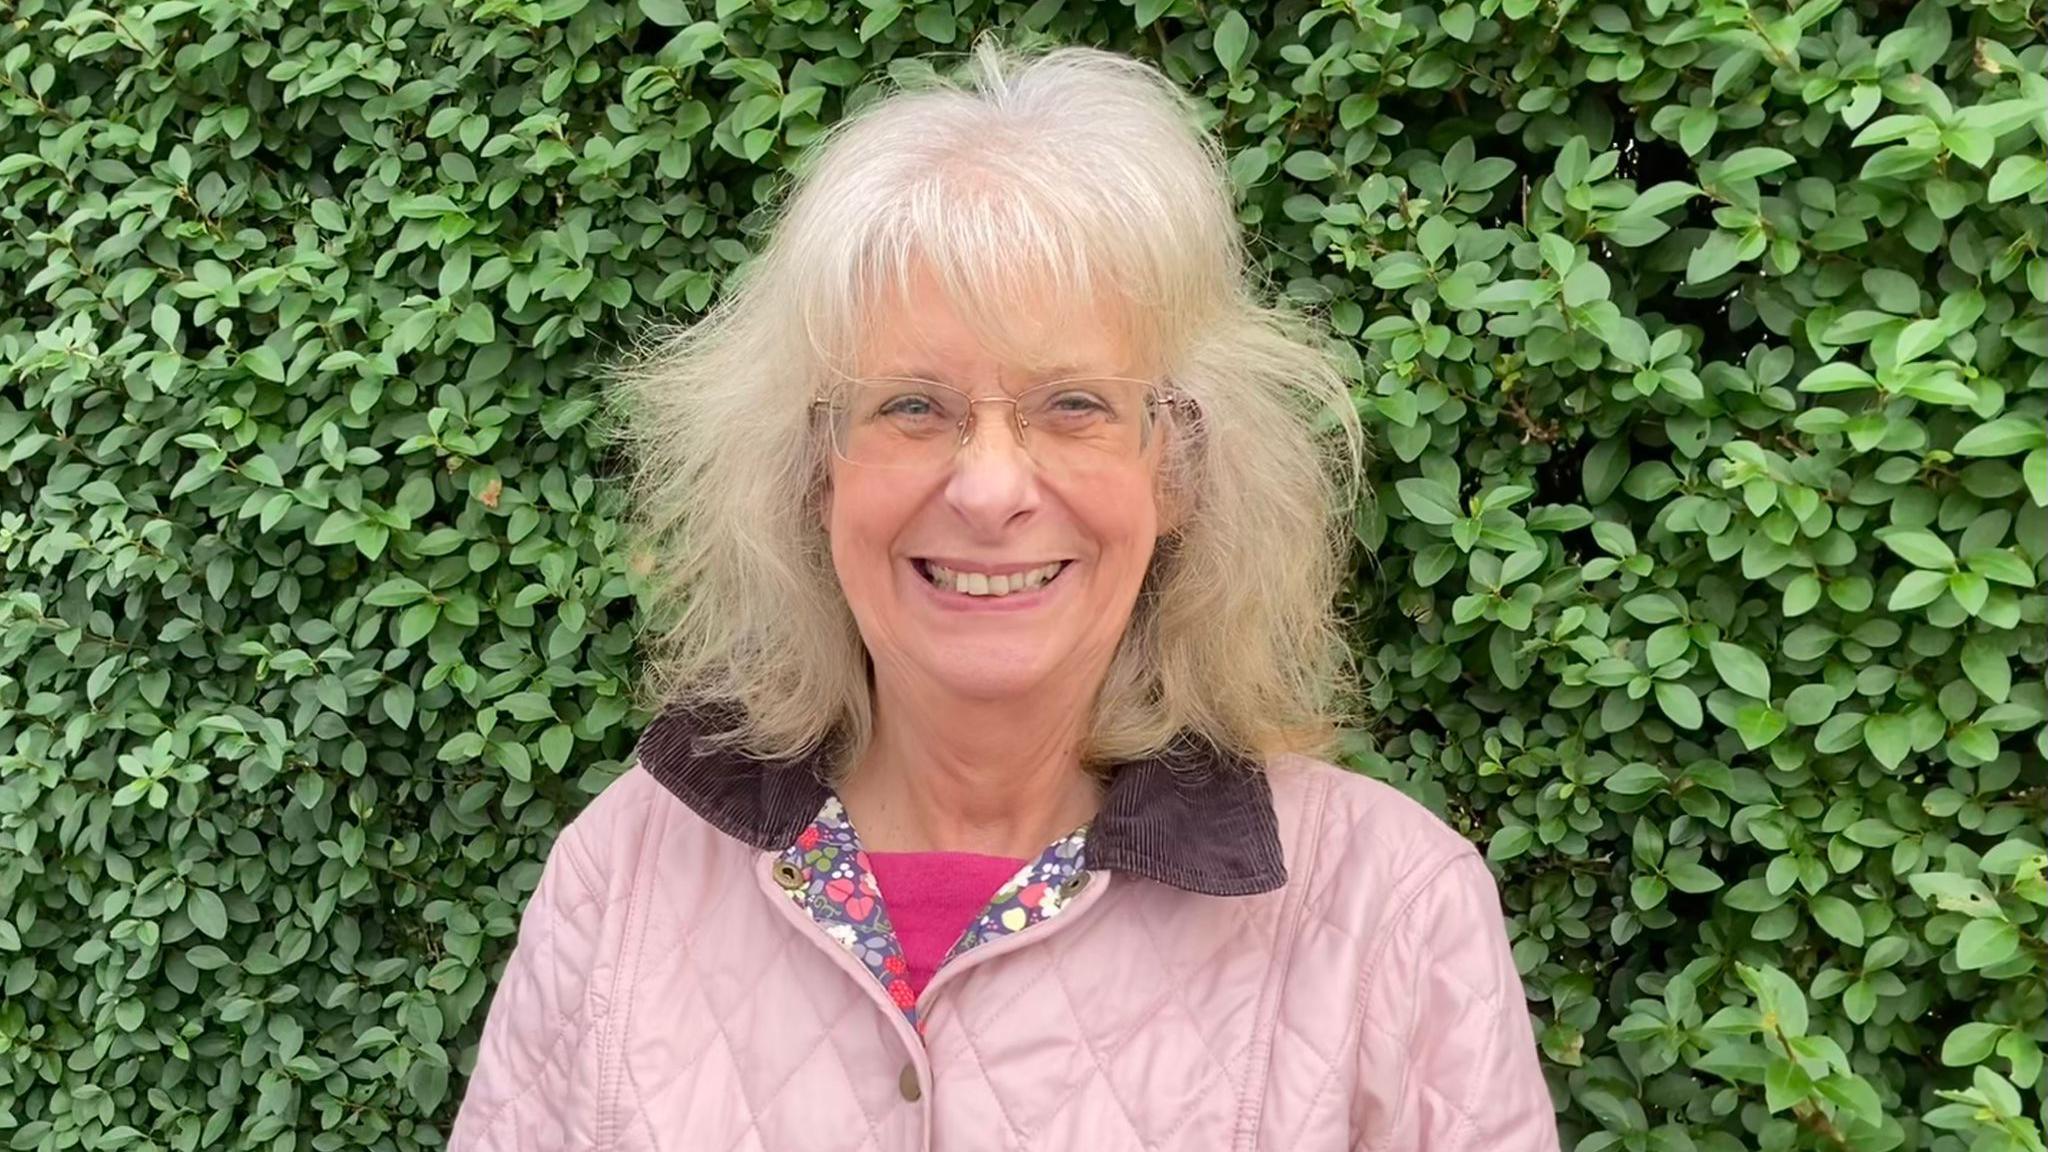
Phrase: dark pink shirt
[{"left": 865, "top": 850, "right": 1028, "bottom": 999}]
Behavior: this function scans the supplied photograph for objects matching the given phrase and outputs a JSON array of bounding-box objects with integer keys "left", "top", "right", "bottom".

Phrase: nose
[{"left": 943, "top": 402, "right": 1039, "bottom": 534}]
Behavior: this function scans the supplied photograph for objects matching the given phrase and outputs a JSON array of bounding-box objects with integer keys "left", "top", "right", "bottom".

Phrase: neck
[{"left": 837, "top": 678, "right": 1105, "bottom": 858}]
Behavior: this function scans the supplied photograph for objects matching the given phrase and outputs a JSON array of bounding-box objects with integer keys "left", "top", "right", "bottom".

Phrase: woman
[{"left": 448, "top": 39, "right": 1557, "bottom": 1151}]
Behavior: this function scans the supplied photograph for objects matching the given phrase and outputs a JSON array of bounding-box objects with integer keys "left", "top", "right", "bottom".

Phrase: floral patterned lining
[{"left": 774, "top": 795, "right": 1091, "bottom": 1033}]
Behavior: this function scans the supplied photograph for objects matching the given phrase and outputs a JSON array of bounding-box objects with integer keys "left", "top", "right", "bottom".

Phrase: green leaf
[
  {"left": 1627, "top": 182, "right": 1701, "bottom": 218},
  {"left": 1394, "top": 478, "right": 1460, "bottom": 525},
  {"left": 1960, "top": 638, "right": 2012, "bottom": 702},
  {"left": 1632, "top": 873, "right": 1669, "bottom": 909},
  {"left": 1888, "top": 569, "right": 1948, "bottom": 609},
  {"left": 242, "top": 347, "right": 286, "bottom": 383},
  {"left": 1282, "top": 151, "right": 1338, "bottom": 181},
  {"left": 1845, "top": 819, "right": 1903, "bottom": 847},
  {"left": 501, "top": 691, "right": 558, "bottom": 722},
  {"left": 1894, "top": 318, "right": 1947, "bottom": 363},
  {"left": 1811, "top": 895, "right": 1865, "bottom": 945},
  {"left": 312, "top": 510, "right": 363, "bottom": 546},
  {"left": 639, "top": 0, "right": 693, "bottom": 24},
  {"left": 1987, "top": 154, "right": 2047, "bottom": 203},
  {"left": 1942, "top": 1022, "right": 2003, "bottom": 1066},
  {"left": 540, "top": 723, "right": 576, "bottom": 772},
  {"left": 396, "top": 602, "right": 440, "bottom": 647},
  {"left": 1717, "top": 146, "right": 1794, "bottom": 181},
  {"left": 1954, "top": 918, "right": 2021, "bottom": 970},
  {"left": 383, "top": 682, "right": 416, "bottom": 729},
  {"left": 1562, "top": 261, "right": 1610, "bottom": 307},
  {"left": 1488, "top": 823, "right": 1535, "bottom": 863},
  {"left": 455, "top": 303, "right": 497, "bottom": 344},
  {"left": 856, "top": 1, "right": 902, "bottom": 41},
  {"left": 407, "top": 1058, "right": 449, "bottom": 1112},
  {"left": 1655, "top": 682, "right": 1703, "bottom": 729},
  {"left": 1967, "top": 549, "right": 2034, "bottom": 586},
  {"left": 1212, "top": 9, "right": 1252, "bottom": 74},
  {"left": 1439, "top": 4, "right": 1477, "bottom": 40},
  {"left": 1738, "top": 963, "right": 1809, "bottom": 1037},
  {"left": 1623, "top": 594, "right": 1685, "bottom": 623},
  {"left": 1734, "top": 703, "right": 1787, "bottom": 749},
  {"left": 1783, "top": 684, "right": 1836, "bottom": 726},
  {"left": 1686, "top": 230, "right": 1744, "bottom": 283},
  {"left": 1862, "top": 268, "right": 1922, "bottom": 313},
  {"left": 1679, "top": 106, "right": 1716, "bottom": 156},
  {"left": 1666, "top": 860, "right": 1724, "bottom": 894},
  {"left": 1607, "top": 762, "right": 1670, "bottom": 794},
  {"left": 240, "top": 456, "right": 284, "bottom": 487},
  {"left": 1710, "top": 641, "right": 1771, "bottom": 700},
  {"left": 1879, "top": 529, "right": 1955, "bottom": 569},
  {"left": 1863, "top": 714, "right": 1913, "bottom": 770},
  {"left": 1796, "top": 362, "right": 1875, "bottom": 393},
  {"left": 1953, "top": 416, "right": 2047, "bottom": 457},
  {"left": 187, "top": 889, "right": 227, "bottom": 939}
]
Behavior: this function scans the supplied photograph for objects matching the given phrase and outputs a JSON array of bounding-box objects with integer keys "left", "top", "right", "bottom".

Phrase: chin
[{"left": 911, "top": 644, "right": 1065, "bottom": 701}]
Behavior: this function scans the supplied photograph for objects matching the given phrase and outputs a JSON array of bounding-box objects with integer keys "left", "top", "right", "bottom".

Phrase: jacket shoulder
[
  {"left": 551, "top": 760, "right": 741, "bottom": 889},
  {"left": 1262, "top": 753, "right": 1486, "bottom": 909}
]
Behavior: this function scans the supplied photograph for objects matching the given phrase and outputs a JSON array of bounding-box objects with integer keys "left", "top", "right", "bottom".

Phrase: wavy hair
[{"left": 607, "top": 37, "right": 1363, "bottom": 773}]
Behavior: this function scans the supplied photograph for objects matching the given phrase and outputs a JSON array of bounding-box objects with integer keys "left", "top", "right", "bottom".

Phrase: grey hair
[{"left": 608, "top": 36, "right": 1364, "bottom": 772}]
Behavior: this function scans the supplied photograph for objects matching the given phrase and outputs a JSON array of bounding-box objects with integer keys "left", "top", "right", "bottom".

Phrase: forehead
[{"left": 847, "top": 262, "right": 1153, "bottom": 383}]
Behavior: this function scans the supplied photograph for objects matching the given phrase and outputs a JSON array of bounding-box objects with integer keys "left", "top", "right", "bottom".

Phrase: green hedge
[{"left": 2, "top": 0, "right": 2043, "bottom": 1148}]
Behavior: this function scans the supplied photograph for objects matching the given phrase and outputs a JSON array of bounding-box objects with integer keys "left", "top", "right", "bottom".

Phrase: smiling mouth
[{"left": 913, "top": 559, "right": 1071, "bottom": 597}]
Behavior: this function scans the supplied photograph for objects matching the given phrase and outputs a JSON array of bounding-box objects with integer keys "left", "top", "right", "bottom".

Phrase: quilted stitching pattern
[{"left": 449, "top": 757, "right": 1559, "bottom": 1152}]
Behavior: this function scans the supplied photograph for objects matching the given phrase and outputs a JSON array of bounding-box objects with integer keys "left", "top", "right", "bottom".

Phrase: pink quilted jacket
[{"left": 447, "top": 710, "right": 1558, "bottom": 1151}]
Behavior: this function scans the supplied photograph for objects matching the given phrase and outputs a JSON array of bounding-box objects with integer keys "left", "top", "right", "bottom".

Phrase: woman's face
[{"left": 824, "top": 268, "right": 1166, "bottom": 707}]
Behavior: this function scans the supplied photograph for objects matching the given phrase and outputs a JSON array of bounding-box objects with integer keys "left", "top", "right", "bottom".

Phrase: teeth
[{"left": 923, "top": 561, "right": 1065, "bottom": 596}]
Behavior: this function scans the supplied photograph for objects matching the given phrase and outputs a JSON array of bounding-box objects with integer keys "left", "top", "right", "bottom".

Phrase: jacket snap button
[
  {"left": 898, "top": 1062, "right": 922, "bottom": 1102},
  {"left": 1059, "top": 870, "right": 1092, "bottom": 899},
  {"left": 771, "top": 860, "right": 805, "bottom": 890}
]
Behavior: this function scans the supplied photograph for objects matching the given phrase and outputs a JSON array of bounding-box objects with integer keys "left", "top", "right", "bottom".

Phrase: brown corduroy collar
[{"left": 631, "top": 703, "right": 1288, "bottom": 897}]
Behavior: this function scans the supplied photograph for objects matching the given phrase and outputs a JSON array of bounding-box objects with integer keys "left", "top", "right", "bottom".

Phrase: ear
[
  {"left": 1153, "top": 471, "right": 1187, "bottom": 538},
  {"left": 811, "top": 456, "right": 835, "bottom": 534},
  {"left": 1149, "top": 384, "right": 1197, "bottom": 539}
]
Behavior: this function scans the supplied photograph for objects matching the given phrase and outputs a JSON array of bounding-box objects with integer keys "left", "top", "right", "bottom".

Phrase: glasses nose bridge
[{"left": 956, "top": 394, "right": 1030, "bottom": 453}]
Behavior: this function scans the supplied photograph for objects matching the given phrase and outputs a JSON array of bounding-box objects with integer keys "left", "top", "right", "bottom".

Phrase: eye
[
  {"left": 859, "top": 384, "right": 963, "bottom": 435},
  {"left": 1027, "top": 386, "right": 1121, "bottom": 431},
  {"left": 877, "top": 394, "right": 939, "bottom": 418},
  {"left": 1046, "top": 390, "right": 1112, "bottom": 414}
]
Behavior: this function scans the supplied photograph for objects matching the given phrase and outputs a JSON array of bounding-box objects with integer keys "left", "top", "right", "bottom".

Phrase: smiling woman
[
  {"left": 447, "top": 36, "right": 1558, "bottom": 1152},
  {"left": 603, "top": 47, "right": 1359, "bottom": 771}
]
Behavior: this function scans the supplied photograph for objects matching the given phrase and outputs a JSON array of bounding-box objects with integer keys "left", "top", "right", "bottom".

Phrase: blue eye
[
  {"left": 860, "top": 386, "right": 963, "bottom": 438},
  {"left": 1047, "top": 391, "right": 1111, "bottom": 413},
  {"left": 1028, "top": 389, "right": 1120, "bottom": 432},
  {"left": 878, "top": 395, "right": 937, "bottom": 417}
]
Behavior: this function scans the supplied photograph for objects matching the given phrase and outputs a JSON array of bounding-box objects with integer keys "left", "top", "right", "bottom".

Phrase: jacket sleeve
[
  {"left": 447, "top": 825, "right": 608, "bottom": 1152},
  {"left": 1353, "top": 847, "right": 1559, "bottom": 1152}
]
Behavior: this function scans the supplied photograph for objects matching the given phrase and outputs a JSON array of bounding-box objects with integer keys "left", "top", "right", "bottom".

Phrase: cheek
[
  {"left": 1074, "top": 477, "right": 1162, "bottom": 569},
  {"left": 826, "top": 474, "right": 914, "bottom": 573}
]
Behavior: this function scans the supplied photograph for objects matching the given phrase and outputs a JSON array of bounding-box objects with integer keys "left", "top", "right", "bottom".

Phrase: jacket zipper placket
[
  {"left": 755, "top": 855, "right": 1116, "bottom": 1152},
  {"left": 752, "top": 853, "right": 933, "bottom": 1144},
  {"left": 914, "top": 870, "right": 1115, "bottom": 1152}
]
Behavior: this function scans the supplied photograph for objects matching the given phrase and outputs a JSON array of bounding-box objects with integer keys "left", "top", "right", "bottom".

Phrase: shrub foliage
[{"left": 1, "top": 0, "right": 2042, "bottom": 1149}]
